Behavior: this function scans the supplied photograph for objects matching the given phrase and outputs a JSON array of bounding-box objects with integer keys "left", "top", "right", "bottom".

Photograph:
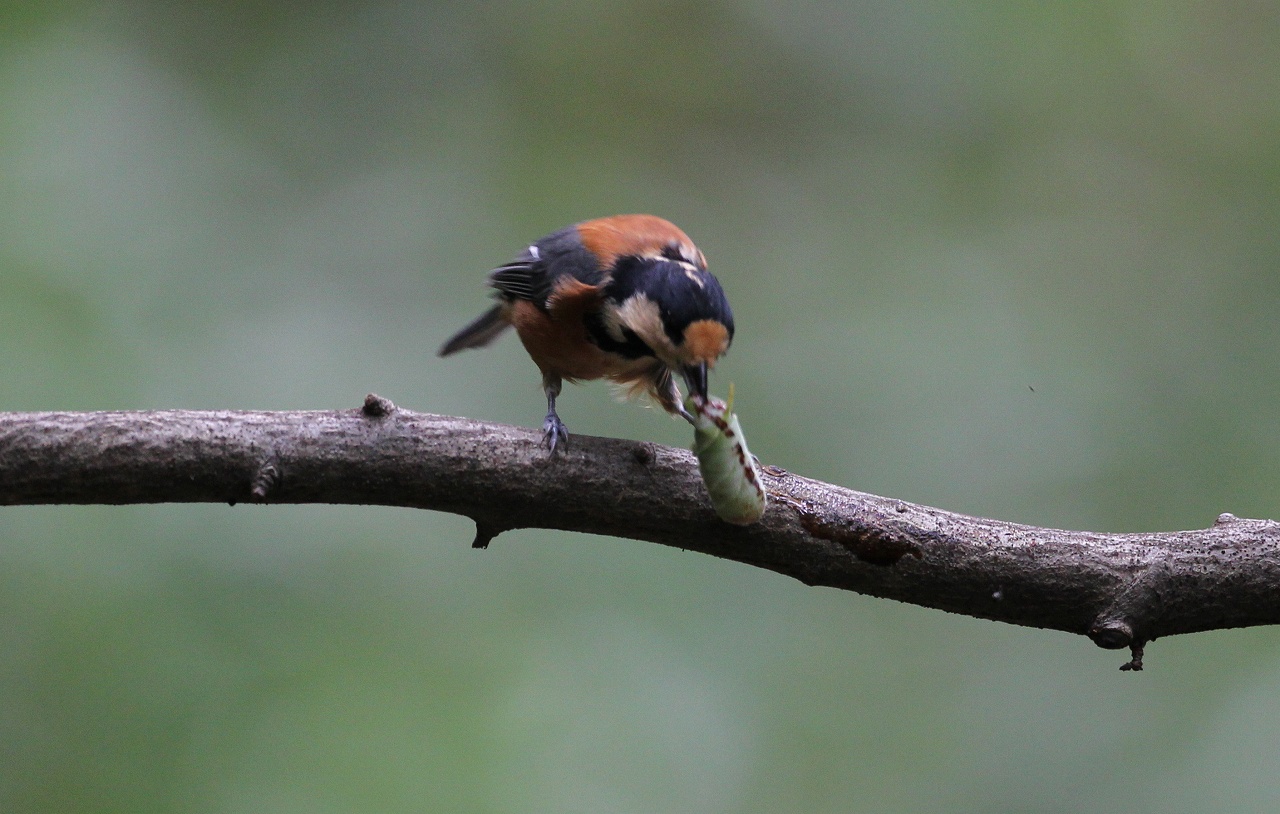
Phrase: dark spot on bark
[{"left": 799, "top": 512, "right": 921, "bottom": 566}]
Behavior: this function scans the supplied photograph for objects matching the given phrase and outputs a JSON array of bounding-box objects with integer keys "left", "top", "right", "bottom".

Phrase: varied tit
[{"left": 439, "top": 214, "right": 735, "bottom": 453}]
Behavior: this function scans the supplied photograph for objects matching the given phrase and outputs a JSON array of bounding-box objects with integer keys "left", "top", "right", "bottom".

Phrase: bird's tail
[{"left": 438, "top": 304, "right": 510, "bottom": 356}]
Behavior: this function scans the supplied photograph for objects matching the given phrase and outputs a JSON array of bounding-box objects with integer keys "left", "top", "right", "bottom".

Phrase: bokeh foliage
[{"left": 3, "top": 2, "right": 1280, "bottom": 812}]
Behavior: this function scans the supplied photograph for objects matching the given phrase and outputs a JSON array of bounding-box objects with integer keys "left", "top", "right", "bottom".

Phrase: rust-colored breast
[{"left": 510, "top": 281, "right": 615, "bottom": 382}]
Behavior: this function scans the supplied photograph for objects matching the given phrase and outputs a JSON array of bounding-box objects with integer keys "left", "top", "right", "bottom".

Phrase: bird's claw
[{"left": 542, "top": 413, "right": 570, "bottom": 454}]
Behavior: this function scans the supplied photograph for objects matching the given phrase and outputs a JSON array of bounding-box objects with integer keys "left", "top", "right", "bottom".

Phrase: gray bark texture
[{"left": 3, "top": 394, "right": 1278, "bottom": 670}]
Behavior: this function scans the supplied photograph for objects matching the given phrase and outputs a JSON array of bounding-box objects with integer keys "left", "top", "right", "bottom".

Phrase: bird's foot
[{"left": 542, "top": 412, "right": 570, "bottom": 454}]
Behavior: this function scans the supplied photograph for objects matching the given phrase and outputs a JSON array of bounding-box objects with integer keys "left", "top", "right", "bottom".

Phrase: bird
[{"left": 439, "top": 214, "right": 735, "bottom": 453}]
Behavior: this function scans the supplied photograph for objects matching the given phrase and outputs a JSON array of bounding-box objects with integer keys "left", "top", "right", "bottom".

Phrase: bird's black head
[{"left": 599, "top": 256, "right": 734, "bottom": 401}]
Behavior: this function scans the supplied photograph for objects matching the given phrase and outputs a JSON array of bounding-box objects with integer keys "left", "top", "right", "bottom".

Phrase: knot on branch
[
  {"left": 630, "top": 442, "right": 655, "bottom": 466},
  {"left": 1089, "top": 619, "right": 1149, "bottom": 671},
  {"left": 1088, "top": 619, "right": 1133, "bottom": 650},
  {"left": 1089, "top": 554, "right": 1172, "bottom": 668},
  {"left": 362, "top": 393, "right": 396, "bottom": 417}
]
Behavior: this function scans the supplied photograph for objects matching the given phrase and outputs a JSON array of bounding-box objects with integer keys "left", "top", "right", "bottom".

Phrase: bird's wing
[{"left": 488, "top": 245, "right": 552, "bottom": 304}]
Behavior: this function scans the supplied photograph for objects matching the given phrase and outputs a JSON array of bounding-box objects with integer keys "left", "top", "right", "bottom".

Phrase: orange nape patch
[
  {"left": 682, "top": 319, "right": 730, "bottom": 364},
  {"left": 576, "top": 215, "right": 698, "bottom": 270}
]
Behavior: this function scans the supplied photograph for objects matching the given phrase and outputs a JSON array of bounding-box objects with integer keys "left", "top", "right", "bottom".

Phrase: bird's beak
[{"left": 682, "top": 361, "right": 709, "bottom": 402}]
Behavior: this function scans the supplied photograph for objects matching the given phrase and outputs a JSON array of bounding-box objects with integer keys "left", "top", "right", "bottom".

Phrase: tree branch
[{"left": 3, "top": 394, "right": 1278, "bottom": 669}]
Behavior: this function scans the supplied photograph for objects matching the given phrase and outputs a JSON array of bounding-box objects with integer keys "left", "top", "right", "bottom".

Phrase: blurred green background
[{"left": 4, "top": 2, "right": 1280, "bottom": 812}]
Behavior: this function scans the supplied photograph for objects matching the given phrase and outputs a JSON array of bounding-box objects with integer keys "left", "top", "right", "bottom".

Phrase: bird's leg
[
  {"left": 654, "top": 366, "right": 697, "bottom": 425},
  {"left": 541, "top": 375, "right": 569, "bottom": 453}
]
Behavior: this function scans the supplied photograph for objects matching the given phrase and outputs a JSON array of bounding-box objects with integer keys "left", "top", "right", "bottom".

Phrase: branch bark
[{"left": 3, "top": 394, "right": 1278, "bottom": 670}]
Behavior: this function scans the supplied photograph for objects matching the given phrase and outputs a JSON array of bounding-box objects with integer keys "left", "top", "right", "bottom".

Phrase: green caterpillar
[{"left": 687, "top": 387, "right": 767, "bottom": 525}]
